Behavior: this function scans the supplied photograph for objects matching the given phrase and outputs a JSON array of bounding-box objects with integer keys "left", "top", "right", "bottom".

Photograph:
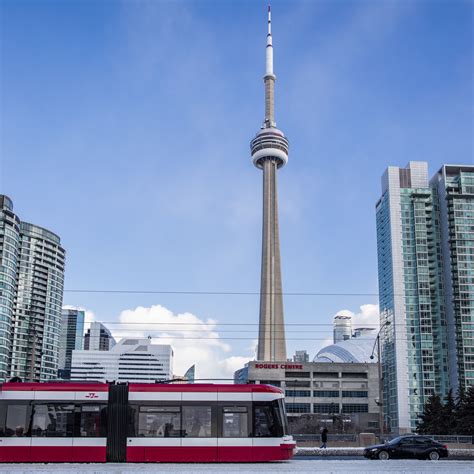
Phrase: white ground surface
[{"left": 0, "top": 460, "right": 472, "bottom": 474}]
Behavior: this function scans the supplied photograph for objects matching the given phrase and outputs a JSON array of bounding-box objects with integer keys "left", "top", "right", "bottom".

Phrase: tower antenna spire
[{"left": 264, "top": 3, "right": 276, "bottom": 127}]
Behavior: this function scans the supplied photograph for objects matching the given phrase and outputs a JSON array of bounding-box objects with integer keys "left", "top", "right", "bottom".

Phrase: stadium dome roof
[{"left": 313, "top": 337, "right": 377, "bottom": 363}]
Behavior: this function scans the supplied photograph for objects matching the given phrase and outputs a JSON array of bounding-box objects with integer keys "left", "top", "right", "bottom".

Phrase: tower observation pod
[{"left": 250, "top": 5, "right": 289, "bottom": 362}]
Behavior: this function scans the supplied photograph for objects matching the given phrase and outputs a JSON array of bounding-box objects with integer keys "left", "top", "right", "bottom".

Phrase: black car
[{"left": 363, "top": 435, "right": 449, "bottom": 460}]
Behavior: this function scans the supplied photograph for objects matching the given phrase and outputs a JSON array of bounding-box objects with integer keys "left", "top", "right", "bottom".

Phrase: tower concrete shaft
[
  {"left": 257, "top": 159, "right": 286, "bottom": 361},
  {"left": 250, "top": 5, "right": 289, "bottom": 362}
]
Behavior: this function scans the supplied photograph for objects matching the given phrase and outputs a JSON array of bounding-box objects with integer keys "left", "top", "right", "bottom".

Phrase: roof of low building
[{"left": 313, "top": 337, "right": 377, "bottom": 363}]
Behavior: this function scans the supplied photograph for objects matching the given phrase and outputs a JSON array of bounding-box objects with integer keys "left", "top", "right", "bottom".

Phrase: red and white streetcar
[{"left": 0, "top": 382, "right": 295, "bottom": 463}]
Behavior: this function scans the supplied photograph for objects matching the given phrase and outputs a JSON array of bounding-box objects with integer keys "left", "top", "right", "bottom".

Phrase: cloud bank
[{"left": 113, "top": 304, "right": 253, "bottom": 381}]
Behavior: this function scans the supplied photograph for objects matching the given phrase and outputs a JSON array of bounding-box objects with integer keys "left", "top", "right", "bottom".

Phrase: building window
[
  {"left": 342, "top": 404, "right": 369, "bottom": 413},
  {"left": 313, "top": 390, "right": 339, "bottom": 398},
  {"left": 313, "top": 372, "right": 339, "bottom": 378},
  {"left": 342, "top": 391, "right": 368, "bottom": 398},
  {"left": 257, "top": 380, "right": 281, "bottom": 387},
  {"left": 285, "top": 390, "right": 311, "bottom": 397},
  {"left": 285, "top": 403, "right": 311, "bottom": 414},
  {"left": 285, "top": 371, "right": 310, "bottom": 378},
  {"left": 313, "top": 403, "right": 339, "bottom": 414},
  {"left": 341, "top": 372, "right": 367, "bottom": 379},
  {"left": 284, "top": 380, "right": 310, "bottom": 388}
]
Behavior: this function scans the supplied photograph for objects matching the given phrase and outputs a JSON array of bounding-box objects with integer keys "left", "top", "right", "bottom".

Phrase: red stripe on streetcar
[{"left": 1, "top": 382, "right": 108, "bottom": 392}]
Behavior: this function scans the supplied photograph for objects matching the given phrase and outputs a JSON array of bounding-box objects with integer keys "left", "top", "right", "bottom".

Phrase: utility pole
[{"left": 371, "top": 321, "right": 390, "bottom": 441}]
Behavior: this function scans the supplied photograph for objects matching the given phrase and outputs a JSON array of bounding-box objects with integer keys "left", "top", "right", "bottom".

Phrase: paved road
[{"left": 0, "top": 459, "right": 473, "bottom": 474}]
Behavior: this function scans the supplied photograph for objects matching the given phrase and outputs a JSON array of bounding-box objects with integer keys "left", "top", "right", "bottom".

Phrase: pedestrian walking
[{"left": 320, "top": 427, "right": 328, "bottom": 449}]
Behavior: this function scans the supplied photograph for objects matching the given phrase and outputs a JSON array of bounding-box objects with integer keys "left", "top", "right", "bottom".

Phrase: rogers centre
[
  {"left": 255, "top": 364, "right": 303, "bottom": 370},
  {"left": 234, "top": 360, "right": 381, "bottom": 433}
]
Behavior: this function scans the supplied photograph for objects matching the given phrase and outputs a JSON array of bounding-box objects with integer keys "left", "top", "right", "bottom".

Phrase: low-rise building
[
  {"left": 71, "top": 338, "right": 173, "bottom": 383},
  {"left": 235, "top": 360, "right": 380, "bottom": 433}
]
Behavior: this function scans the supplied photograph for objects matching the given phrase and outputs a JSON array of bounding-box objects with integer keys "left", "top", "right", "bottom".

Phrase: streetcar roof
[{"left": 0, "top": 382, "right": 282, "bottom": 394}]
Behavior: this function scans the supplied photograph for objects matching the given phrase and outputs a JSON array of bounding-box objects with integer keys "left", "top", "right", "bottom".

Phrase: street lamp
[{"left": 370, "top": 321, "right": 391, "bottom": 441}]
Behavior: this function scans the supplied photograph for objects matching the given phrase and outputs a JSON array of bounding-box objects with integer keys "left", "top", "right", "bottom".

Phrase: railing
[
  {"left": 293, "top": 433, "right": 474, "bottom": 444},
  {"left": 385, "top": 434, "right": 473, "bottom": 444},
  {"left": 292, "top": 434, "right": 357, "bottom": 442}
]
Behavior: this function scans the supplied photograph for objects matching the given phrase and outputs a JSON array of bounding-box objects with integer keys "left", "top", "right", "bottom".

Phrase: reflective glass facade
[
  {"left": 58, "top": 309, "right": 85, "bottom": 379},
  {"left": 0, "top": 196, "right": 20, "bottom": 381},
  {"left": 0, "top": 195, "right": 65, "bottom": 382},
  {"left": 431, "top": 166, "right": 474, "bottom": 392},
  {"left": 376, "top": 163, "right": 474, "bottom": 433}
]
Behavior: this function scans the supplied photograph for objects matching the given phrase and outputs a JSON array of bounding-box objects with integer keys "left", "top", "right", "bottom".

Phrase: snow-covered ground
[{"left": 0, "top": 460, "right": 472, "bottom": 474}]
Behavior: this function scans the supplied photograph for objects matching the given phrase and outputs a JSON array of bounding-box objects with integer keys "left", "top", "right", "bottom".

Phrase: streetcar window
[
  {"left": 254, "top": 402, "right": 284, "bottom": 437},
  {"left": 79, "top": 405, "right": 107, "bottom": 437},
  {"left": 0, "top": 403, "right": 6, "bottom": 436},
  {"left": 138, "top": 406, "right": 181, "bottom": 437},
  {"left": 222, "top": 406, "right": 249, "bottom": 438},
  {"left": 4, "top": 404, "right": 31, "bottom": 437},
  {"left": 32, "top": 404, "right": 75, "bottom": 437},
  {"left": 182, "top": 406, "right": 212, "bottom": 437}
]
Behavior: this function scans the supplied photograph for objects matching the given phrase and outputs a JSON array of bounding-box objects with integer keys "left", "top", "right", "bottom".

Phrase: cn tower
[{"left": 251, "top": 5, "right": 289, "bottom": 361}]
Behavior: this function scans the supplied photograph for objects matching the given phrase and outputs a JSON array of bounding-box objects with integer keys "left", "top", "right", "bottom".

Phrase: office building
[
  {"left": 293, "top": 350, "right": 309, "bottom": 363},
  {"left": 71, "top": 337, "right": 173, "bottom": 383},
  {"left": 58, "top": 308, "right": 85, "bottom": 379},
  {"left": 235, "top": 360, "right": 380, "bottom": 433},
  {"left": 251, "top": 6, "right": 289, "bottom": 361},
  {"left": 0, "top": 195, "right": 65, "bottom": 382},
  {"left": 376, "top": 162, "right": 473, "bottom": 433},
  {"left": 84, "top": 321, "right": 116, "bottom": 351}
]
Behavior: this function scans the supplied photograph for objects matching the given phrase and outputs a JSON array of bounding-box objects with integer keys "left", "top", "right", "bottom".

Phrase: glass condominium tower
[
  {"left": 58, "top": 308, "right": 85, "bottom": 379},
  {"left": 431, "top": 165, "right": 474, "bottom": 392},
  {"left": 376, "top": 162, "right": 473, "bottom": 433},
  {"left": 0, "top": 195, "right": 66, "bottom": 382}
]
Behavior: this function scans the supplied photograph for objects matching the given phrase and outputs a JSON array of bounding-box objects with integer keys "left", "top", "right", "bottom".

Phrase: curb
[{"left": 295, "top": 447, "right": 474, "bottom": 458}]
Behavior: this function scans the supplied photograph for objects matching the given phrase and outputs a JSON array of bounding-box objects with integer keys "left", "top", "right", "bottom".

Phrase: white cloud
[
  {"left": 353, "top": 304, "right": 380, "bottom": 329},
  {"left": 333, "top": 304, "right": 380, "bottom": 330},
  {"left": 112, "top": 304, "right": 253, "bottom": 381}
]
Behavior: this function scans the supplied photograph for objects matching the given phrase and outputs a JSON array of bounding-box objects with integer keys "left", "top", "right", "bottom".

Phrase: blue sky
[{"left": 1, "top": 0, "right": 472, "bottom": 377}]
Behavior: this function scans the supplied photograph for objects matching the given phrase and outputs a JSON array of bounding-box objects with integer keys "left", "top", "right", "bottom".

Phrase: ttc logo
[{"left": 85, "top": 393, "right": 99, "bottom": 399}]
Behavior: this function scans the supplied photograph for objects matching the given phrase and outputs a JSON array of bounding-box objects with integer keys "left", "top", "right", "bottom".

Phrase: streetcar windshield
[
  {"left": 277, "top": 398, "right": 289, "bottom": 435},
  {"left": 253, "top": 400, "right": 287, "bottom": 437}
]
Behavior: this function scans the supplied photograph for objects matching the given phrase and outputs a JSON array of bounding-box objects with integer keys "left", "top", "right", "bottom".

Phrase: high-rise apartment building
[
  {"left": 431, "top": 165, "right": 474, "bottom": 392},
  {"left": 58, "top": 308, "right": 85, "bottom": 379},
  {"left": 84, "top": 321, "right": 116, "bottom": 351},
  {"left": 376, "top": 162, "right": 473, "bottom": 433},
  {"left": 71, "top": 338, "right": 173, "bottom": 383},
  {"left": 0, "top": 195, "right": 66, "bottom": 382},
  {"left": 0, "top": 196, "right": 20, "bottom": 381}
]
